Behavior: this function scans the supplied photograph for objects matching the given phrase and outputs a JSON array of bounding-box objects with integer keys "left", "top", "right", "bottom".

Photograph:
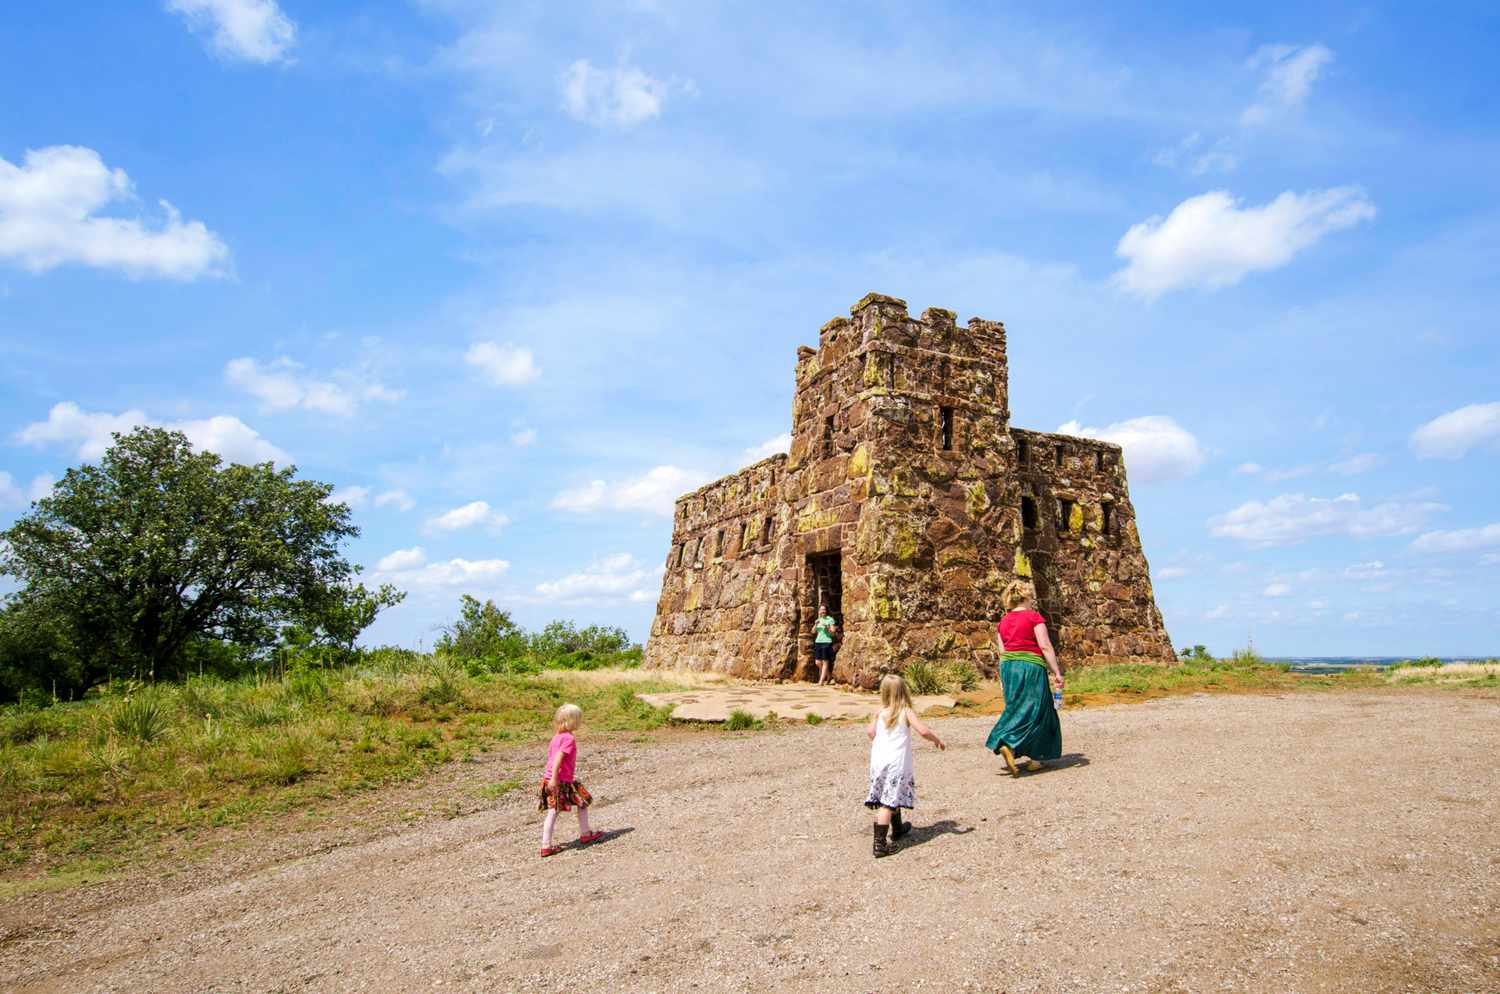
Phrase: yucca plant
[
  {"left": 902, "top": 661, "right": 944, "bottom": 695},
  {"left": 111, "top": 691, "right": 170, "bottom": 744}
]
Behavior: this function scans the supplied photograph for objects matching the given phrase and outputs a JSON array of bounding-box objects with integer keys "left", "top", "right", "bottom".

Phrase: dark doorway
[{"left": 802, "top": 551, "right": 843, "bottom": 680}]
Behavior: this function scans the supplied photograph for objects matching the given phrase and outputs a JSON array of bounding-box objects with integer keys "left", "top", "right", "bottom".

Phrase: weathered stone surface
[{"left": 645, "top": 293, "right": 1174, "bottom": 687}]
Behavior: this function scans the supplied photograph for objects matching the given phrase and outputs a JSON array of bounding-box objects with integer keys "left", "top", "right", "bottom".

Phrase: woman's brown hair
[{"left": 1003, "top": 580, "right": 1035, "bottom": 611}]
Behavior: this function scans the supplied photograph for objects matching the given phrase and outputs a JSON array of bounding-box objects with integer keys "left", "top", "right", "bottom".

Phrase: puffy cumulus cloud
[
  {"left": 1113, "top": 188, "right": 1375, "bottom": 298},
  {"left": 1055, "top": 416, "right": 1205, "bottom": 483},
  {"left": 375, "top": 546, "right": 427, "bottom": 572},
  {"left": 465, "top": 342, "right": 541, "bottom": 386},
  {"left": 742, "top": 433, "right": 791, "bottom": 463},
  {"left": 1209, "top": 492, "right": 1448, "bottom": 547},
  {"left": 424, "top": 500, "right": 510, "bottom": 534},
  {"left": 560, "top": 59, "right": 679, "bottom": 128},
  {"left": 325, "top": 485, "right": 369, "bottom": 509},
  {"left": 166, "top": 0, "right": 296, "bottom": 64},
  {"left": 1409, "top": 402, "right": 1500, "bottom": 459},
  {"left": 0, "top": 145, "right": 229, "bottom": 280},
  {"left": 372, "top": 552, "right": 510, "bottom": 591},
  {"left": 224, "top": 357, "right": 403, "bottom": 417},
  {"left": 535, "top": 553, "right": 659, "bottom": 603},
  {"left": 1263, "top": 582, "right": 1293, "bottom": 597},
  {"left": 1409, "top": 523, "right": 1500, "bottom": 555},
  {"left": 374, "top": 488, "right": 415, "bottom": 512},
  {"left": 1241, "top": 44, "right": 1334, "bottom": 126},
  {"left": 15, "top": 401, "right": 288, "bottom": 465},
  {"left": 551, "top": 465, "right": 709, "bottom": 518}
]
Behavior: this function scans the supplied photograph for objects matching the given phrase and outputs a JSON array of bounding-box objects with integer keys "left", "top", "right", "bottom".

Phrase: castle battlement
[{"left": 646, "top": 293, "right": 1172, "bottom": 685}]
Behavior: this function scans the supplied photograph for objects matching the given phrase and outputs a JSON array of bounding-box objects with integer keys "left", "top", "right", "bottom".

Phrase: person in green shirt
[{"left": 813, "top": 609, "right": 838, "bottom": 685}]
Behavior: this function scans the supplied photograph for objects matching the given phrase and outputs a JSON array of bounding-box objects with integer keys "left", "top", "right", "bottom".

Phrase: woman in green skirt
[{"left": 985, "top": 580, "right": 1065, "bottom": 775}]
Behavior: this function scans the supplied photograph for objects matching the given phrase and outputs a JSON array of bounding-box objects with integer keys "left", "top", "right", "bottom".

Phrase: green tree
[
  {"left": 0, "top": 427, "right": 386, "bottom": 691},
  {"left": 435, "top": 595, "right": 527, "bottom": 660}
]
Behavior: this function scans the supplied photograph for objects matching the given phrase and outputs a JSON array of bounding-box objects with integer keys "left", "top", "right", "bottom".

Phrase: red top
[
  {"left": 998, "top": 609, "right": 1048, "bottom": 655},
  {"left": 545, "top": 731, "right": 577, "bottom": 783}
]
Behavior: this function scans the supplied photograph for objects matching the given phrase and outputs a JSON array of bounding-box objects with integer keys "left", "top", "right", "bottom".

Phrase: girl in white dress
[{"left": 865, "top": 673, "right": 946, "bottom": 857}]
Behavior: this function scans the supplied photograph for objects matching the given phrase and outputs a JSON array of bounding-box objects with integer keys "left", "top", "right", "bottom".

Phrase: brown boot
[{"left": 872, "top": 823, "right": 892, "bottom": 858}]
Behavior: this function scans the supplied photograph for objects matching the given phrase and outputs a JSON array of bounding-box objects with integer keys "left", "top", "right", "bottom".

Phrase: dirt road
[{"left": 4, "top": 690, "right": 1498, "bottom": 993}]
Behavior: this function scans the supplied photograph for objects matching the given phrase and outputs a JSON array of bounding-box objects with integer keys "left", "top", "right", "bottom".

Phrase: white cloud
[
  {"left": 1156, "top": 566, "right": 1191, "bottom": 580},
  {"left": 326, "top": 485, "right": 370, "bottom": 509},
  {"left": 1410, "top": 402, "right": 1500, "bottom": 459},
  {"left": 1113, "top": 187, "right": 1375, "bottom": 298},
  {"left": 1056, "top": 415, "right": 1205, "bottom": 483},
  {"left": 166, "top": 0, "right": 296, "bottom": 64},
  {"left": 424, "top": 500, "right": 509, "bottom": 534},
  {"left": 1203, "top": 604, "right": 1231, "bottom": 620},
  {"left": 1328, "top": 453, "right": 1383, "bottom": 475},
  {"left": 224, "top": 357, "right": 401, "bottom": 417},
  {"left": 27, "top": 474, "right": 55, "bottom": 501},
  {"left": 551, "top": 465, "right": 708, "bottom": 517},
  {"left": 560, "top": 59, "right": 673, "bottom": 128},
  {"left": 376, "top": 546, "right": 427, "bottom": 572},
  {"left": 374, "top": 488, "right": 415, "bottom": 511},
  {"left": 535, "top": 552, "right": 659, "bottom": 603},
  {"left": 1410, "top": 523, "right": 1500, "bottom": 555},
  {"left": 1234, "top": 462, "right": 1262, "bottom": 476},
  {"left": 15, "top": 401, "right": 288, "bottom": 465},
  {"left": 1210, "top": 492, "right": 1447, "bottom": 547},
  {"left": 1152, "top": 132, "right": 1239, "bottom": 175},
  {"left": 742, "top": 433, "right": 791, "bottom": 464},
  {"left": 1263, "top": 582, "right": 1293, "bottom": 597},
  {"left": 0, "top": 145, "right": 229, "bottom": 280},
  {"left": 0, "top": 473, "right": 22, "bottom": 508},
  {"left": 1241, "top": 44, "right": 1334, "bottom": 126},
  {"left": 511, "top": 428, "right": 538, "bottom": 447},
  {"left": 465, "top": 341, "right": 541, "bottom": 386},
  {"left": 372, "top": 555, "right": 510, "bottom": 591},
  {"left": 1343, "top": 561, "right": 1388, "bottom": 580}
]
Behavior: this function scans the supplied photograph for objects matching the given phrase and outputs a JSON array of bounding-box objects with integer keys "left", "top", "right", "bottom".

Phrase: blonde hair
[
  {"left": 1003, "top": 580, "right": 1035, "bottom": 611},
  {"left": 554, "top": 703, "right": 582, "bottom": 732},
  {"left": 879, "top": 674, "right": 914, "bottom": 728}
]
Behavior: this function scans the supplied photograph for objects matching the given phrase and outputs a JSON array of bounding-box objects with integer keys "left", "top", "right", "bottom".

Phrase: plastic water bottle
[{"left": 1053, "top": 689, "right": 1063, "bottom": 710}]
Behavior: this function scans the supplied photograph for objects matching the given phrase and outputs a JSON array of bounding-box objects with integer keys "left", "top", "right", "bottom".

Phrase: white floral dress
[{"left": 865, "top": 709, "right": 916, "bottom": 810}]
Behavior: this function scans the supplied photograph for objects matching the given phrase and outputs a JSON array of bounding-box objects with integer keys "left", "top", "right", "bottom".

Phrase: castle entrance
[{"left": 798, "top": 551, "right": 843, "bottom": 681}]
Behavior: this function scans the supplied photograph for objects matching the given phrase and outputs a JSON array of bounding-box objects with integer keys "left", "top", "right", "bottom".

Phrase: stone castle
[{"left": 644, "top": 293, "right": 1174, "bottom": 686}]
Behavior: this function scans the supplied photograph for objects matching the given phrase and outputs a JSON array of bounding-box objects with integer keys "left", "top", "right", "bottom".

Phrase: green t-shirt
[{"left": 814, "top": 615, "right": 836, "bottom": 643}]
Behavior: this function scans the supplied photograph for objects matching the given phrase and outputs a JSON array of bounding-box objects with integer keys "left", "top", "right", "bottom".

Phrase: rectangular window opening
[
  {"left": 676, "top": 543, "right": 685, "bottom": 568},
  {"left": 1101, "top": 502, "right": 1114, "bottom": 536},
  {"left": 1095, "top": 451, "right": 1105, "bottom": 471},
  {"left": 762, "top": 516, "right": 773, "bottom": 545},
  {"left": 1057, "top": 498, "right": 1075, "bottom": 534},
  {"left": 886, "top": 357, "right": 896, "bottom": 390},
  {"left": 940, "top": 406, "right": 954, "bottom": 451},
  {"left": 1017, "top": 438, "right": 1029, "bottom": 465},
  {"left": 1055, "top": 445, "right": 1066, "bottom": 468},
  {"left": 823, "top": 415, "right": 835, "bottom": 457},
  {"left": 1021, "top": 495, "right": 1038, "bottom": 530},
  {"left": 716, "top": 529, "right": 725, "bottom": 557}
]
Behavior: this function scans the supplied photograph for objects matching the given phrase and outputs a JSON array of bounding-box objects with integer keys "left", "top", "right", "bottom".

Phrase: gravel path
[{"left": 4, "top": 690, "right": 1498, "bottom": 993}]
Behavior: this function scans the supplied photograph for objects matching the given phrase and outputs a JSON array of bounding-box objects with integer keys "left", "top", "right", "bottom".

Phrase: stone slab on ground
[{"left": 637, "top": 683, "right": 956, "bottom": 721}]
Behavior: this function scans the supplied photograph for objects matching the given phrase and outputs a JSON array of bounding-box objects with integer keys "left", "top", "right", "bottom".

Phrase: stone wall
[{"left": 644, "top": 293, "right": 1174, "bottom": 685}]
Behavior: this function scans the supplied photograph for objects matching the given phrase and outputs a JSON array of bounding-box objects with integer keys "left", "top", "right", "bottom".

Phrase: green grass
[
  {"left": 0, "top": 660, "right": 677, "bottom": 878},
  {"left": 902, "top": 661, "right": 944, "bottom": 695},
  {"left": 723, "top": 709, "right": 763, "bottom": 731}
]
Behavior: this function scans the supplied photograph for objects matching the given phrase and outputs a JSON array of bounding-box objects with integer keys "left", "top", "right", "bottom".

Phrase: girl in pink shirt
[{"left": 539, "top": 703, "right": 602, "bottom": 857}]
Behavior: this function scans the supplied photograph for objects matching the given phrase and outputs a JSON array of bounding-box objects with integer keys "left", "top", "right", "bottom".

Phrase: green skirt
[{"left": 985, "top": 658, "right": 1061, "bottom": 761}]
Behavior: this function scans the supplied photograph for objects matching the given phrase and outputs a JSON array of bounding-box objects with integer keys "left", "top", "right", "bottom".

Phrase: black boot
[
  {"left": 891, "top": 809, "right": 911, "bottom": 840},
  {"left": 872, "top": 823, "right": 892, "bottom": 858}
]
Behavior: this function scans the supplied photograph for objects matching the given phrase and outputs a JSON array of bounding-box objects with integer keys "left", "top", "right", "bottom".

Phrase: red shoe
[
  {"left": 539, "top": 846, "right": 562, "bottom": 857},
  {"left": 579, "top": 831, "right": 604, "bottom": 845}
]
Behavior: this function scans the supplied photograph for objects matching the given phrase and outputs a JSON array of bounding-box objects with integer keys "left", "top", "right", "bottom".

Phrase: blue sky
[{"left": 2, "top": 1, "right": 1497, "bottom": 656}]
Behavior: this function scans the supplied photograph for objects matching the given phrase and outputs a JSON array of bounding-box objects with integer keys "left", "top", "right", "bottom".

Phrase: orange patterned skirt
[{"left": 538, "top": 779, "right": 593, "bottom": 812}]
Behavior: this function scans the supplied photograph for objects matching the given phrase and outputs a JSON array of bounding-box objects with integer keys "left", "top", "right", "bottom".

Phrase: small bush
[
  {"left": 724, "top": 709, "right": 762, "bottom": 731},
  {"left": 944, "top": 661, "right": 980, "bottom": 693},
  {"left": 804, "top": 712, "right": 824, "bottom": 726},
  {"left": 418, "top": 662, "right": 464, "bottom": 707},
  {"left": 2, "top": 705, "right": 59, "bottom": 745},
  {"left": 111, "top": 692, "right": 170, "bottom": 744},
  {"left": 903, "top": 661, "right": 943, "bottom": 695}
]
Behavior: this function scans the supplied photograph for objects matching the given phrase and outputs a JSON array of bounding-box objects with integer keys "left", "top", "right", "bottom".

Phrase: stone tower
[{"left": 644, "top": 293, "right": 1173, "bottom": 686}]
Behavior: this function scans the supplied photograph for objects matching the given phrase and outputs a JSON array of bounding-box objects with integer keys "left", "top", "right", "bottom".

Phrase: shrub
[
  {"left": 1391, "top": 657, "right": 1443, "bottom": 669},
  {"left": 418, "top": 662, "right": 464, "bottom": 707},
  {"left": 724, "top": 709, "right": 762, "bottom": 731},
  {"left": 2, "top": 705, "right": 59, "bottom": 745},
  {"left": 902, "top": 661, "right": 943, "bottom": 695},
  {"left": 111, "top": 691, "right": 170, "bottom": 744},
  {"left": 804, "top": 713, "right": 824, "bottom": 726},
  {"left": 944, "top": 661, "right": 980, "bottom": 693}
]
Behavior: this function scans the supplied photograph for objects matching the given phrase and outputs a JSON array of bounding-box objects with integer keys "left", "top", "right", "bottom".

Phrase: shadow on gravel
[
  {"left": 572, "top": 827, "right": 635, "bottom": 850},
  {"left": 900, "top": 819, "right": 973, "bottom": 850},
  {"left": 1023, "top": 753, "right": 1090, "bottom": 776}
]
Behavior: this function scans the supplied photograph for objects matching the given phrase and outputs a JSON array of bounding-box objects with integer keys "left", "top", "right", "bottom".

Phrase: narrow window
[
  {"left": 1057, "top": 498, "right": 1075, "bottom": 533},
  {"left": 823, "top": 415, "right": 835, "bottom": 457},
  {"left": 716, "top": 529, "right": 725, "bottom": 557},
  {"left": 1096, "top": 451, "right": 1105, "bottom": 471},
  {"left": 769, "top": 468, "right": 777, "bottom": 485},
  {"left": 940, "top": 407, "right": 954, "bottom": 451},
  {"left": 1021, "top": 496, "right": 1038, "bottom": 530},
  {"left": 886, "top": 357, "right": 896, "bottom": 390},
  {"left": 762, "top": 516, "right": 773, "bottom": 545},
  {"left": 1101, "top": 502, "right": 1114, "bottom": 536},
  {"left": 1055, "top": 445, "right": 1065, "bottom": 468},
  {"left": 1017, "top": 438, "right": 1029, "bottom": 465},
  {"left": 676, "top": 543, "right": 685, "bottom": 567}
]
